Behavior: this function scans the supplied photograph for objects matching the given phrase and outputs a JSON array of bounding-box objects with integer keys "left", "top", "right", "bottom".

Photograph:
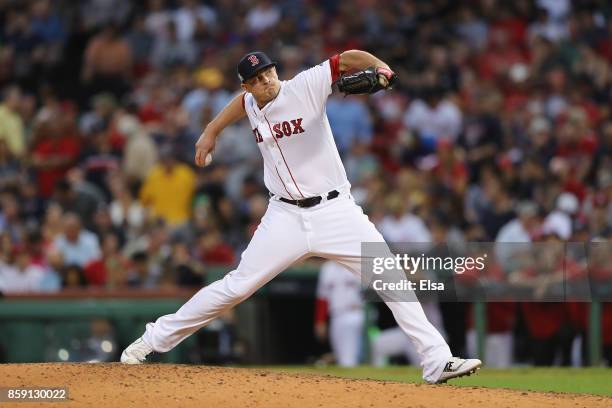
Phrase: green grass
[{"left": 262, "top": 366, "right": 612, "bottom": 397}]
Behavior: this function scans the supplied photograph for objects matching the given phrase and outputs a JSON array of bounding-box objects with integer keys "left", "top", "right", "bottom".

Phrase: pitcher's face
[{"left": 241, "top": 66, "right": 281, "bottom": 107}]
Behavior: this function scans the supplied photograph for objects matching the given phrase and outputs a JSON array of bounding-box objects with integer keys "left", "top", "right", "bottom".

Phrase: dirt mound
[{"left": 0, "top": 363, "right": 610, "bottom": 408}]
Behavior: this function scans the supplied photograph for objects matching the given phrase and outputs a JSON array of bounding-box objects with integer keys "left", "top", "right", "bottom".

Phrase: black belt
[{"left": 279, "top": 190, "right": 340, "bottom": 208}]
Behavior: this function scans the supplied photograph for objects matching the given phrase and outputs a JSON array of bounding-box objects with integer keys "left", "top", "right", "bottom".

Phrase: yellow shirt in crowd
[
  {"left": 139, "top": 163, "right": 196, "bottom": 225},
  {"left": 0, "top": 104, "right": 25, "bottom": 157}
]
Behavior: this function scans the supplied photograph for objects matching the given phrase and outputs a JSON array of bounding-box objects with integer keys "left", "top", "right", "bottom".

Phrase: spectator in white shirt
[
  {"left": 377, "top": 193, "right": 432, "bottom": 245},
  {"left": 495, "top": 201, "right": 541, "bottom": 270},
  {"left": 542, "top": 192, "right": 578, "bottom": 241},
  {"left": 528, "top": 8, "right": 569, "bottom": 44},
  {"left": 0, "top": 248, "right": 46, "bottom": 293},
  {"left": 53, "top": 212, "right": 101, "bottom": 268},
  {"left": 403, "top": 86, "right": 462, "bottom": 151}
]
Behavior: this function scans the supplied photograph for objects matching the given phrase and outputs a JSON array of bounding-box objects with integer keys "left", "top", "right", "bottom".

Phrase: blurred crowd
[{"left": 0, "top": 0, "right": 611, "bottom": 360}]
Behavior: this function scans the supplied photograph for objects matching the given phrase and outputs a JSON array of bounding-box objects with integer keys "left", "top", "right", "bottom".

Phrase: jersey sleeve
[{"left": 289, "top": 55, "right": 341, "bottom": 113}]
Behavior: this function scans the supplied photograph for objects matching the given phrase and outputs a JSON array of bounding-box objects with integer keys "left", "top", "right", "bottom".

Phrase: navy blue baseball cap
[{"left": 237, "top": 51, "right": 277, "bottom": 82}]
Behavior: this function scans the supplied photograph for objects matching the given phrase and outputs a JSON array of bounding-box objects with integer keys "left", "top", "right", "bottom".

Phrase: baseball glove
[{"left": 336, "top": 66, "right": 398, "bottom": 95}]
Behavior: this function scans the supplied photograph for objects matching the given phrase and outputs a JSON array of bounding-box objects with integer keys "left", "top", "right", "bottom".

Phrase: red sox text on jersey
[{"left": 252, "top": 118, "right": 305, "bottom": 143}]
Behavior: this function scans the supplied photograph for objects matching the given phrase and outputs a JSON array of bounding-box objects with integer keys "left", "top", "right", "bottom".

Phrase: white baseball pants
[{"left": 142, "top": 193, "right": 452, "bottom": 382}]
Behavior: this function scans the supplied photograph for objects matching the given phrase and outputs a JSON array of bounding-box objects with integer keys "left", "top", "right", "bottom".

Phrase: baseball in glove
[{"left": 336, "top": 66, "right": 398, "bottom": 95}]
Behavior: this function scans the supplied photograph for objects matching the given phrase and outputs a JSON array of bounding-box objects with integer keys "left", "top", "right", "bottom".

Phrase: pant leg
[
  {"left": 330, "top": 310, "right": 364, "bottom": 367},
  {"left": 421, "top": 301, "right": 448, "bottom": 339},
  {"left": 309, "top": 195, "right": 452, "bottom": 383},
  {"left": 405, "top": 302, "right": 447, "bottom": 365},
  {"left": 143, "top": 200, "right": 308, "bottom": 352}
]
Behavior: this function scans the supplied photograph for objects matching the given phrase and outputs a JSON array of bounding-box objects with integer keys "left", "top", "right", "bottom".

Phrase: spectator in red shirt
[
  {"left": 84, "top": 232, "right": 129, "bottom": 288},
  {"left": 197, "top": 226, "right": 235, "bottom": 266},
  {"left": 551, "top": 111, "right": 598, "bottom": 200},
  {"left": 477, "top": 17, "right": 528, "bottom": 81},
  {"left": 30, "top": 112, "right": 80, "bottom": 198},
  {"left": 431, "top": 138, "right": 468, "bottom": 196}
]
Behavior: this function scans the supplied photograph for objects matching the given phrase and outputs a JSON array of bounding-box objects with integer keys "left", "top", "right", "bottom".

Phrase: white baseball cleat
[
  {"left": 120, "top": 337, "right": 153, "bottom": 364},
  {"left": 435, "top": 357, "right": 482, "bottom": 383}
]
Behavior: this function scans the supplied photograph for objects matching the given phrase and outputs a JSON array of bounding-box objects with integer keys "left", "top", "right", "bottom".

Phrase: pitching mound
[{"left": 1, "top": 363, "right": 610, "bottom": 407}]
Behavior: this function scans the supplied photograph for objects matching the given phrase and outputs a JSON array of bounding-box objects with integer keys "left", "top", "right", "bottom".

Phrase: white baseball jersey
[
  {"left": 316, "top": 260, "right": 363, "bottom": 317},
  {"left": 243, "top": 56, "right": 350, "bottom": 199}
]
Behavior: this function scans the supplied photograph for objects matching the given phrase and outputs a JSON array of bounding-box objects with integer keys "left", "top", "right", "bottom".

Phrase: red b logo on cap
[{"left": 248, "top": 54, "right": 259, "bottom": 66}]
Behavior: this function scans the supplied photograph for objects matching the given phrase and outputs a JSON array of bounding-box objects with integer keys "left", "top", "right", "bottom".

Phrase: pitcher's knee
[{"left": 223, "top": 273, "right": 258, "bottom": 303}]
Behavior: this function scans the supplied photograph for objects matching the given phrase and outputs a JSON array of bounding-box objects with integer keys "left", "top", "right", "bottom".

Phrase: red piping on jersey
[
  {"left": 329, "top": 54, "right": 341, "bottom": 82},
  {"left": 245, "top": 93, "right": 293, "bottom": 199},
  {"left": 264, "top": 115, "right": 305, "bottom": 198},
  {"left": 275, "top": 166, "right": 295, "bottom": 200}
]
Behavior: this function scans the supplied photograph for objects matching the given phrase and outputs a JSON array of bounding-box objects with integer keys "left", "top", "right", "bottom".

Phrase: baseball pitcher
[{"left": 121, "top": 50, "right": 481, "bottom": 383}]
